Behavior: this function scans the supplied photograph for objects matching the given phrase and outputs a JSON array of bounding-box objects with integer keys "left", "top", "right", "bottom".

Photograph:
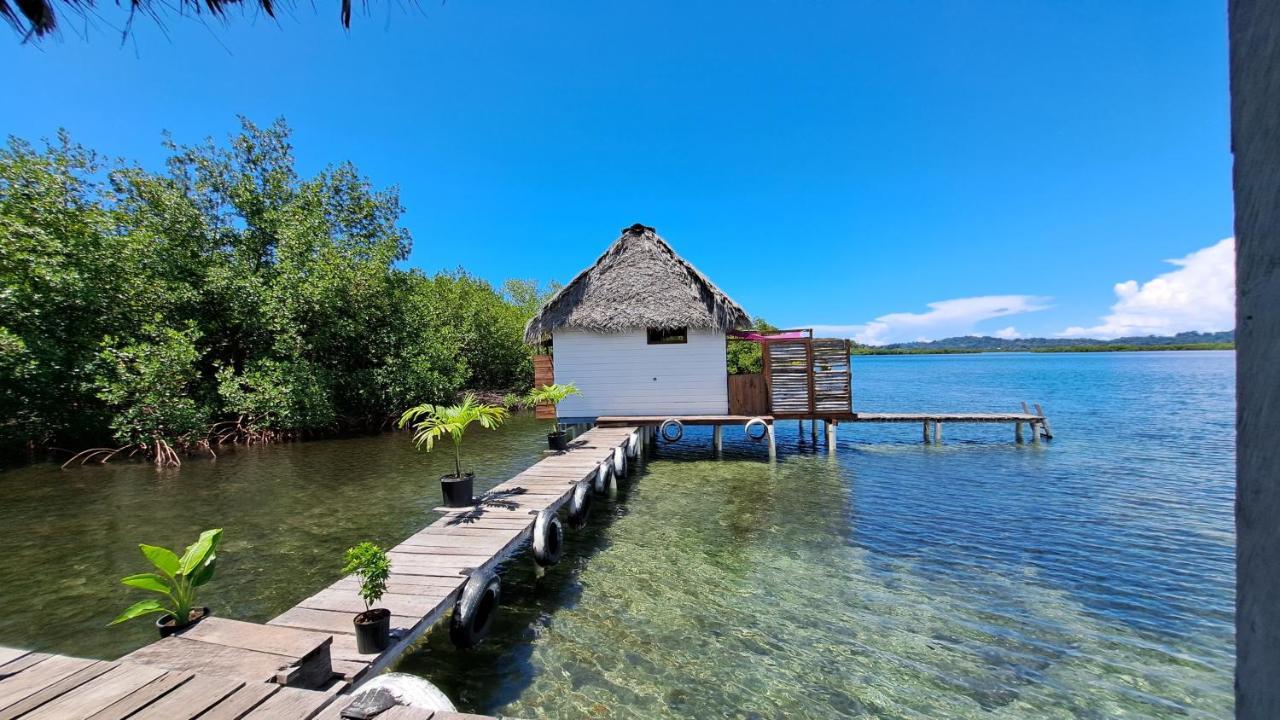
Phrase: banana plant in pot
[
  {"left": 399, "top": 393, "right": 509, "bottom": 508},
  {"left": 344, "top": 542, "right": 392, "bottom": 653},
  {"left": 515, "top": 383, "right": 581, "bottom": 451},
  {"left": 109, "top": 528, "right": 223, "bottom": 637}
]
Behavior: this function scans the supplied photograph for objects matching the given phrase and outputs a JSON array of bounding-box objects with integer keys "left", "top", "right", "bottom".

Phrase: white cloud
[
  {"left": 812, "top": 295, "right": 1052, "bottom": 345},
  {"left": 993, "top": 326, "right": 1021, "bottom": 340},
  {"left": 1060, "top": 238, "right": 1235, "bottom": 339}
]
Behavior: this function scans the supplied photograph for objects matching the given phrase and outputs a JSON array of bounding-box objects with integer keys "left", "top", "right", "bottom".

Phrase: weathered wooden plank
[
  {"left": 392, "top": 542, "right": 524, "bottom": 555},
  {"left": 396, "top": 536, "right": 512, "bottom": 551},
  {"left": 126, "top": 674, "right": 244, "bottom": 720},
  {"left": 0, "top": 656, "right": 103, "bottom": 715},
  {"left": 394, "top": 550, "right": 502, "bottom": 568},
  {"left": 240, "top": 686, "right": 331, "bottom": 719},
  {"left": 193, "top": 682, "right": 279, "bottom": 720},
  {"left": 300, "top": 587, "right": 449, "bottom": 618},
  {"left": 432, "top": 516, "right": 534, "bottom": 529},
  {"left": 411, "top": 527, "right": 522, "bottom": 538},
  {"left": 309, "top": 695, "right": 353, "bottom": 720},
  {"left": 329, "top": 575, "right": 464, "bottom": 594},
  {"left": 270, "top": 608, "right": 418, "bottom": 638},
  {"left": 0, "top": 652, "right": 50, "bottom": 679},
  {"left": 370, "top": 706, "right": 436, "bottom": 720},
  {"left": 321, "top": 634, "right": 380, "bottom": 666},
  {"left": 0, "top": 651, "right": 25, "bottom": 669},
  {"left": 328, "top": 658, "right": 368, "bottom": 683},
  {"left": 22, "top": 663, "right": 167, "bottom": 720},
  {"left": 122, "top": 637, "right": 296, "bottom": 684},
  {"left": 84, "top": 671, "right": 192, "bottom": 720},
  {"left": 174, "top": 618, "right": 332, "bottom": 663}
]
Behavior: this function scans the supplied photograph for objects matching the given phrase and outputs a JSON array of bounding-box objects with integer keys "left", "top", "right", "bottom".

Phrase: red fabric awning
[{"left": 729, "top": 330, "right": 810, "bottom": 341}]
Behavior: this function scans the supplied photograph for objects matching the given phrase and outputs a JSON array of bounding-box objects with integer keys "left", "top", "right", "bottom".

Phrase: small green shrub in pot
[
  {"left": 110, "top": 528, "right": 222, "bottom": 637},
  {"left": 399, "top": 392, "right": 508, "bottom": 508},
  {"left": 517, "top": 383, "right": 581, "bottom": 451},
  {"left": 343, "top": 542, "right": 392, "bottom": 653}
]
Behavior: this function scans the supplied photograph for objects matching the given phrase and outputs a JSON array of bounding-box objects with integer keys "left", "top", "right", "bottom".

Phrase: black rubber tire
[
  {"left": 532, "top": 509, "right": 563, "bottom": 566},
  {"left": 449, "top": 570, "right": 500, "bottom": 648},
  {"left": 594, "top": 461, "right": 613, "bottom": 495},
  {"left": 612, "top": 445, "right": 627, "bottom": 478},
  {"left": 568, "top": 480, "right": 592, "bottom": 529}
]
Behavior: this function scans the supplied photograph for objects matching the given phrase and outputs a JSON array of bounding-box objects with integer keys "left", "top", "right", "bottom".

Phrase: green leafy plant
[
  {"left": 110, "top": 528, "right": 223, "bottom": 629},
  {"left": 398, "top": 392, "right": 509, "bottom": 478},
  {"left": 518, "top": 383, "right": 581, "bottom": 433},
  {"left": 342, "top": 542, "right": 390, "bottom": 613}
]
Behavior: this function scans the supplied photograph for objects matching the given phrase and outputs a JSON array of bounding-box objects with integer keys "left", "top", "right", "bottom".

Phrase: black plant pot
[
  {"left": 441, "top": 473, "right": 475, "bottom": 508},
  {"left": 156, "top": 606, "right": 210, "bottom": 638},
  {"left": 547, "top": 431, "right": 569, "bottom": 451},
  {"left": 353, "top": 608, "right": 391, "bottom": 653}
]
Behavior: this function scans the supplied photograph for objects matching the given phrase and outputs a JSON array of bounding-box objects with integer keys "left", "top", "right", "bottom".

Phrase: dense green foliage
[
  {"left": 111, "top": 528, "right": 222, "bottom": 629},
  {"left": 398, "top": 392, "right": 509, "bottom": 478},
  {"left": 343, "top": 542, "right": 390, "bottom": 613},
  {"left": 726, "top": 318, "right": 780, "bottom": 374},
  {"left": 0, "top": 120, "right": 552, "bottom": 462}
]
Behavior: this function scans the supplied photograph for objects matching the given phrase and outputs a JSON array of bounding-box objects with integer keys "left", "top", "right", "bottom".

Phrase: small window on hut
[{"left": 647, "top": 327, "right": 688, "bottom": 345}]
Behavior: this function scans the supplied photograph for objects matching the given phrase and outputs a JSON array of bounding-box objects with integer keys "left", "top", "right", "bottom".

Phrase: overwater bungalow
[{"left": 524, "top": 223, "right": 855, "bottom": 432}]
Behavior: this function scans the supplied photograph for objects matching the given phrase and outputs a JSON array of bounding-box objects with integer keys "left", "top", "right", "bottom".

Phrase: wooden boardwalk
[
  {"left": 0, "top": 644, "right": 488, "bottom": 719},
  {"left": 268, "top": 424, "right": 640, "bottom": 682},
  {"left": 0, "top": 424, "right": 639, "bottom": 718}
]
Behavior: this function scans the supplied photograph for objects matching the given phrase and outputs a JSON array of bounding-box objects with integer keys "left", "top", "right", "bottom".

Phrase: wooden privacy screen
[
  {"left": 532, "top": 354, "right": 556, "bottom": 419},
  {"left": 727, "top": 373, "right": 769, "bottom": 415},
  {"left": 764, "top": 338, "right": 852, "bottom": 416},
  {"left": 812, "top": 339, "right": 853, "bottom": 413},
  {"left": 765, "top": 341, "right": 812, "bottom": 414}
]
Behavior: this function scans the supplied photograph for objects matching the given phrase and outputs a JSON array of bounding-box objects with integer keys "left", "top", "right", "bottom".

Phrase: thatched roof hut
[{"left": 524, "top": 224, "right": 750, "bottom": 344}]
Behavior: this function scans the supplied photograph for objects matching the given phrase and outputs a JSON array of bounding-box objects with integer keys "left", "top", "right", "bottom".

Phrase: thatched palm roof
[{"left": 524, "top": 223, "right": 750, "bottom": 344}]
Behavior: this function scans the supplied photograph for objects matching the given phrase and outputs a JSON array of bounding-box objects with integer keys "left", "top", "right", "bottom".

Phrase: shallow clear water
[
  {"left": 0, "top": 414, "right": 554, "bottom": 659},
  {"left": 0, "top": 352, "right": 1234, "bottom": 718},
  {"left": 399, "top": 351, "right": 1235, "bottom": 718}
]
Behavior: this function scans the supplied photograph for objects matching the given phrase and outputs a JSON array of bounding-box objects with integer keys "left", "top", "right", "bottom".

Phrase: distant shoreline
[{"left": 853, "top": 342, "right": 1235, "bottom": 356}]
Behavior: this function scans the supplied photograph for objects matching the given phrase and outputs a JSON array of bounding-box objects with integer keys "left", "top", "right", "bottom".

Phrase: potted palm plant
[
  {"left": 517, "top": 383, "right": 581, "bottom": 451},
  {"left": 344, "top": 542, "right": 392, "bottom": 653},
  {"left": 399, "top": 392, "right": 509, "bottom": 507},
  {"left": 109, "top": 528, "right": 222, "bottom": 637}
]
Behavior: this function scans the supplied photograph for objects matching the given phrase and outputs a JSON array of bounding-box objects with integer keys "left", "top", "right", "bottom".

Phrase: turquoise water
[
  {"left": 0, "top": 352, "right": 1235, "bottom": 718},
  {"left": 399, "top": 351, "right": 1235, "bottom": 718}
]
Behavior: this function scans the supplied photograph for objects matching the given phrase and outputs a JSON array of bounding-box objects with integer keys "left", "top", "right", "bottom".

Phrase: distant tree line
[
  {"left": 853, "top": 330, "right": 1235, "bottom": 355},
  {"left": 0, "top": 119, "right": 555, "bottom": 464}
]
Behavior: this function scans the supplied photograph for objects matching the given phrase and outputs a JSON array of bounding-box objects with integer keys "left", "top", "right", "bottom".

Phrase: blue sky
[{"left": 3, "top": 1, "right": 1233, "bottom": 343}]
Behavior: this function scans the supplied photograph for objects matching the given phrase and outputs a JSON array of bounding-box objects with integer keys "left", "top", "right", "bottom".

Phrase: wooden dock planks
[{"left": 267, "top": 425, "right": 638, "bottom": 682}]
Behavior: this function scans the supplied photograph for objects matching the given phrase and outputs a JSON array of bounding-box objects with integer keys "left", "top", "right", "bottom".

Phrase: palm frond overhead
[{"left": 1, "top": 0, "right": 367, "bottom": 40}]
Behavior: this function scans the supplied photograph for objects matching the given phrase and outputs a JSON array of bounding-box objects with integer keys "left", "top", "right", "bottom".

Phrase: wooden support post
[
  {"left": 767, "top": 423, "right": 777, "bottom": 460},
  {"left": 1015, "top": 421, "right": 1024, "bottom": 443},
  {"left": 811, "top": 419, "right": 818, "bottom": 444},
  {"left": 1034, "top": 403, "right": 1054, "bottom": 439},
  {"left": 923, "top": 420, "right": 931, "bottom": 443},
  {"left": 713, "top": 425, "right": 723, "bottom": 456},
  {"left": 933, "top": 421, "right": 941, "bottom": 443},
  {"left": 826, "top": 420, "right": 836, "bottom": 449},
  {"left": 1031, "top": 421, "right": 1040, "bottom": 443},
  {"left": 797, "top": 420, "right": 803, "bottom": 440}
]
